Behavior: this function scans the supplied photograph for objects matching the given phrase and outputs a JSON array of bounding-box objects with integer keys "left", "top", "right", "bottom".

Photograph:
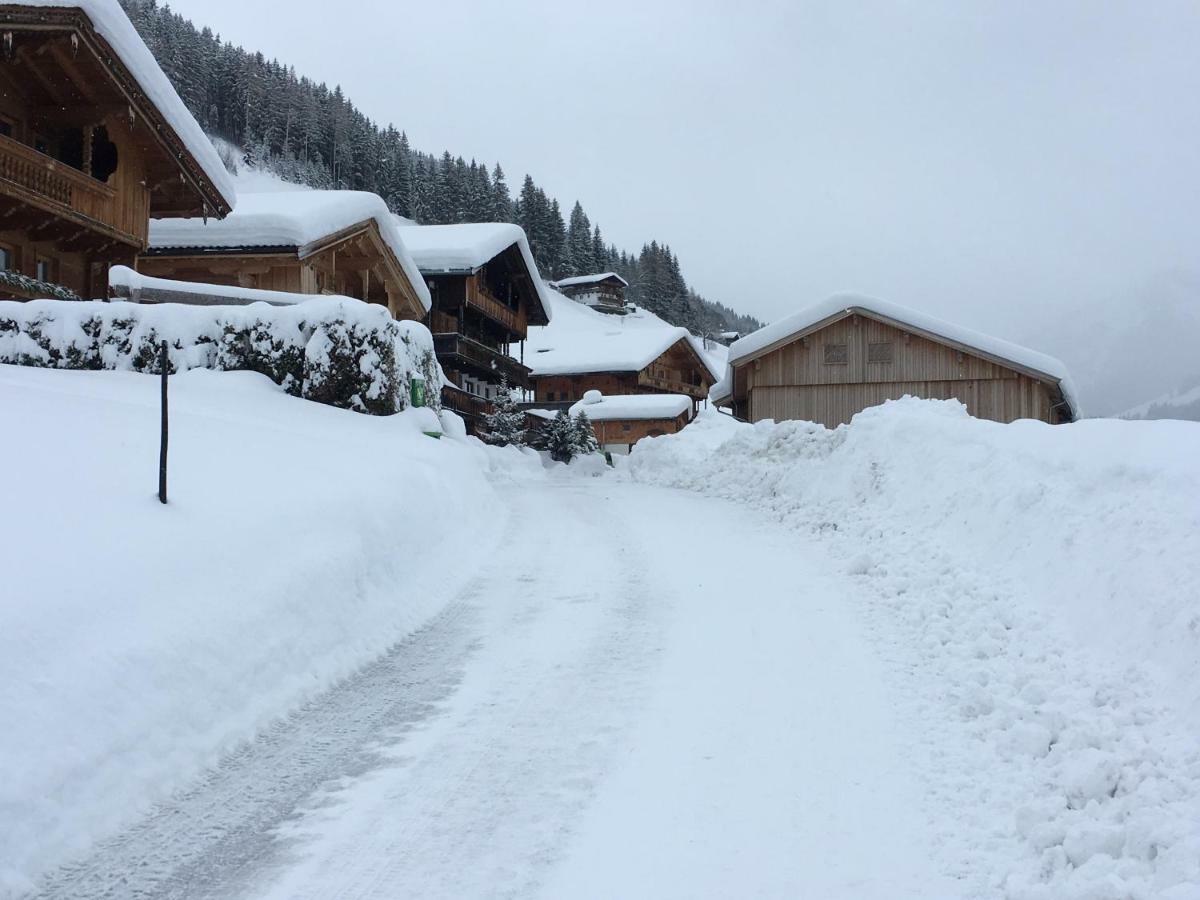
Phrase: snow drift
[
  {"left": 0, "top": 364, "right": 530, "bottom": 896},
  {"left": 629, "top": 401, "right": 1200, "bottom": 899},
  {"left": 0, "top": 297, "right": 440, "bottom": 416}
]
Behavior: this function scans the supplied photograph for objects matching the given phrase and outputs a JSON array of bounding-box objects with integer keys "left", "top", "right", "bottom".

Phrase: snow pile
[
  {"left": 14, "top": 0, "right": 235, "bottom": 207},
  {"left": 526, "top": 286, "right": 723, "bottom": 379},
  {"left": 0, "top": 297, "right": 440, "bottom": 416},
  {"left": 629, "top": 400, "right": 1200, "bottom": 899},
  {"left": 150, "top": 191, "right": 431, "bottom": 311},
  {"left": 0, "top": 364, "right": 505, "bottom": 895}
]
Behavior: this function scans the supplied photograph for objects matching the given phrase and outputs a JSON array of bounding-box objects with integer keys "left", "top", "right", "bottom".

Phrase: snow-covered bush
[
  {"left": 481, "top": 376, "right": 527, "bottom": 447},
  {"left": 0, "top": 298, "right": 440, "bottom": 415}
]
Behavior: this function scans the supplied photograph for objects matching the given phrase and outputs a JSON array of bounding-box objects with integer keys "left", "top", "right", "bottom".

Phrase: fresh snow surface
[
  {"left": 149, "top": 191, "right": 431, "bottom": 312},
  {"left": 12, "top": 0, "right": 235, "bottom": 207},
  {"left": 109, "top": 265, "right": 307, "bottom": 305},
  {"left": 0, "top": 364, "right": 515, "bottom": 895},
  {"left": 726, "top": 292, "right": 1081, "bottom": 416},
  {"left": 551, "top": 272, "right": 629, "bottom": 288},
  {"left": 629, "top": 399, "right": 1200, "bottom": 899},
  {"left": 569, "top": 391, "right": 692, "bottom": 420},
  {"left": 526, "top": 286, "right": 723, "bottom": 379},
  {"left": 397, "top": 222, "right": 552, "bottom": 322}
]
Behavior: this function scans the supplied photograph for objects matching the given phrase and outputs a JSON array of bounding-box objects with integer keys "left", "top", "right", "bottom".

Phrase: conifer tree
[
  {"left": 482, "top": 377, "right": 526, "bottom": 447},
  {"left": 572, "top": 411, "right": 600, "bottom": 455},
  {"left": 541, "top": 409, "right": 577, "bottom": 463}
]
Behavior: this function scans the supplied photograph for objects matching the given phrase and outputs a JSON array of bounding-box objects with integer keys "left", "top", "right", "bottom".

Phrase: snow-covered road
[{"left": 32, "top": 478, "right": 952, "bottom": 899}]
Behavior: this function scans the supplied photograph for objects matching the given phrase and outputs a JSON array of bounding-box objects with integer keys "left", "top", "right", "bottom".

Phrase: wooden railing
[
  {"left": 440, "top": 385, "right": 492, "bottom": 422},
  {"left": 467, "top": 279, "right": 526, "bottom": 336},
  {"left": 433, "top": 332, "right": 532, "bottom": 389},
  {"left": 0, "top": 133, "right": 142, "bottom": 246},
  {"left": 637, "top": 371, "right": 706, "bottom": 398}
]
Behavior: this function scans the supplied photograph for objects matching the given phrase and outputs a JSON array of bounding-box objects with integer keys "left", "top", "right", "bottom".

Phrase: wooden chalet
[
  {"left": 140, "top": 192, "right": 430, "bottom": 320},
  {"left": 399, "top": 223, "right": 552, "bottom": 432},
  {"left": 569, "top": 392, "right": 694, "bottom": 454},
  {"left": 713, "top": 293, "right": 1078, "bottom": 427},
  {"left": 0, "top": 0, "right": 233, "bottom": 300},
  {"left": 552, "top": 272, "right": 628, "bottom": 315},
  {"left": 528, "top": 326, "right": 718, "bottom": 412}
]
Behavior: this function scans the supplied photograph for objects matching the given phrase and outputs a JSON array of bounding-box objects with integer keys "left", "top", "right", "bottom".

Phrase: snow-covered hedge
[
  {"left": 0, "top": 298, "right": 440, "bottom": 415},
  {"left": 629, "top": 401, "right": 1200, "bottom": 899}
]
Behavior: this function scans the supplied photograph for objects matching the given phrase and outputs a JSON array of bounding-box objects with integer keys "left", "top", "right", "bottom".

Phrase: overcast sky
[{"left": 166, "top": 0, "right": 1200, "bottom": 412}]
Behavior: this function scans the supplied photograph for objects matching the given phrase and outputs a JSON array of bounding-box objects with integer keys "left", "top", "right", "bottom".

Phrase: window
[
  {"left": 91, "top": 126, "right": 119, "bottom": 182},
  {"left": 36, "top": 258, "right": 54, "bottom": 283},
  {"left": 0, "top": 246, "right": 11, "bottom": 272},
  {"left": 823, "top": 343, "right": 848, "bottom": 365},
  {"left": 0, "top": 117, "right": 12, "bottom": 138},
  {"left": 868, "top": 342, "right": 894, "bottom": 364},
  {"left": 622, "top": 423, "right": 632, "bottom": 432}
]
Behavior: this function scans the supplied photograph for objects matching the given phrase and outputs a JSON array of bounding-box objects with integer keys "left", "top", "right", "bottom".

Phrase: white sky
[{"left": 165, "top": 0, "right": 1200, "bottom": 413}]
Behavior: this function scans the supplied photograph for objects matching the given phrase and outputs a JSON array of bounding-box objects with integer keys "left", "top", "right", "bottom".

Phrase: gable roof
[
  {"left": 527, "top": 286, "right": 723, "bottom": 380},
  {"left": 398, "top": 222, "right": 552, "bottom": 325},
  {"left": 552, "top": 272, "right": 629, "bottom": 289},
  {"left": 725, "top": 292, "right": 1079, "bottom": 416},
  {"left": 2, "top": 0, "right": 235, "bottom": 214},
  {"left": 148, "top": 191, "right": 431, "bottom": 311}
]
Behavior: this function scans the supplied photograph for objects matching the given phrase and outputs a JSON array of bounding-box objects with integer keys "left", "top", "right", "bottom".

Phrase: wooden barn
[
  {"left": 0, "top": 0, "right": 234, "bottom": 300},
  {"left": 569, "top": 392, "right": 694, "bottom": 454},
  {"left": 399, "top": 222, "right": 552, "bottom": 432},
  {"left": 140, "top": 192, "right": 430, "bottom": 320},
  {"left": 528, "top": 325, "right": 719, "bottom": 412},
  {"left": 551, "top": 272, "right": 628, "bottom": 315},
  {"left": 712, "top": 294, "right": 1078, "bottom": 426}
]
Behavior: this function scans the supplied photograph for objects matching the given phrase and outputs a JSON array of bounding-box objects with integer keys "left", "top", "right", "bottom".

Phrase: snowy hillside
[
  {"left": 628, "top": 401, "right": 1200, "bottom": 898},
  {"left": 0, "top": 364, "right": 530, "bottom": 895},
  {"left": 1120, "top": 378, "right": 1200, "bottom": 422}
]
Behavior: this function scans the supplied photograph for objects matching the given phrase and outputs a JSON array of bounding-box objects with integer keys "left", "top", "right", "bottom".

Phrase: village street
[{"left": 34, "top": 477, "right": 950, "bottom": 900}]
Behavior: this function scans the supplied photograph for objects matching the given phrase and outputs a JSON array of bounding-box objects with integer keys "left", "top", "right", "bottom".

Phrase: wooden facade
[
  {"left": 531, "top": 337, "right": 715, "bottom": 408},
  {"left": 724, "top": 309, "right": 1074, "bottom": 427},
  {"left": 424, "top": 242, "right": 550, "bottom": 433},
  {"left": 554, "top": 273, "right": 627, "bottom": 314},
  {"left": 0, "top": 5, "right": 229, "bottom": 300},
  {"left": 588, "top": 409, "right": 692, "bottom": 453},
  {"left": 139, "top": 219, "right": 427, "bottom": 320}
]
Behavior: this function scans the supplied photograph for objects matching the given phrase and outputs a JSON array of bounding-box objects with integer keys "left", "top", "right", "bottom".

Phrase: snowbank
[
  {"left": 0, "top": 364, "right": 504, "bottom": 896},
  {"left": 0, "top": 297, "right": 440, "bottom": 416},
  {"left": 569, "top": 391, "right": 692, "bottom": 420},
  {"left": 629, "top": 401, "right": 1200, "bottom": 898}
]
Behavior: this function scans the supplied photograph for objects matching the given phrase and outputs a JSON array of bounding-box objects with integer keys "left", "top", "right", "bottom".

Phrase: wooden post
[{"left": 158, "top": 340, "right": 168, "bottom": 504}]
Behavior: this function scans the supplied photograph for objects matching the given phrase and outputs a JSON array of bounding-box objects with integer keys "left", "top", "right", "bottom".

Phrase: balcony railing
[
  {"left": 637, "top": 371, "right": 707, "bottom": 399},
  {"left": 0, "top": 133, "right": 145, "bottom": 247},
  {"left": 433, "top": 332, "right": 532, "bottom": 389},
  {"left": 440, "top": 385, "right": 492, "bottom": 422},
  {"left": 466, "top": 280, "right": 526, "bottom": 336}
]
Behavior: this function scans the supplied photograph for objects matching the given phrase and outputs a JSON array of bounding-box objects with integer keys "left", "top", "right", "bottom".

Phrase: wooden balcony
[
  {"left": 433, "top": 332, "right": 532, "bottom": 389},
  {"left": 466, "top": 278, "right": 526, "bottom": 337},
  {"left": 637, "top": 371, "right": 707, "bottom": 400},
  {"left": 0, "top": 133, "right": 145, "bottom": 249},
  {"left": 440, "top": 385, "right": 492, "bottom": 423}
]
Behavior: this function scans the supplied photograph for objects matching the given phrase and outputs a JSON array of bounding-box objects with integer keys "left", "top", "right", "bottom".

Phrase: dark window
[
  {"left": 868, "top": 342, "right": 894, "bottom": 363},
  {"left": 823, "top": 343, "right": 848, "bottom": 365},
  {"left": 0, "top": 118, "right": 12, "bottom": 137},
  {"left": 91, "top": 126, "right": 119, "bottom": 182},
  {"left": 36, "top": 258, "right": 53, "bottom": 282},
  {"left": 0, "top": 246, "right": 11, "bottom": 271},
  {"left": 622, "top": 423, "right": 632, "bottom": 432}
]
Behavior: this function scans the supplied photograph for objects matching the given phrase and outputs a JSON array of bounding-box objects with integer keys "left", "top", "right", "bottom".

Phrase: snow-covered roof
[
  {"left": 726, "top": 293, "right": 1080, "bottom": 416},
  {"left": 110, "top": 265, "right": 308, "bottom": 306},
  {"left": 398, "top": 223, "right": 552, "bottom": 324},
  {"left": 13, "top": 0, "right": 235, "bottom": 212},
  {"left": 569, "top": 392, "right": 693, "bottom": 421},
  {"left": 527, "top": 287, "right": 721, "bottom": 380},
  {"left": 149, "top": 191, "right": 430, "bottom": 312},
  {"left": 552, "top": 272, "right": 629, "bottom": 289}
]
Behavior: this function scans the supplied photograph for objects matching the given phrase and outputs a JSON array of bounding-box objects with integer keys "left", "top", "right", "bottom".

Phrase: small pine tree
[
  {"left": 541, "top": 409, "right": 577, "bottom": 463},
  {"left": 482, "top": 377, "right": 526, "bottom": 446},
  {"left": 572, "top": 411, "right": 600, "bottom": 455}
]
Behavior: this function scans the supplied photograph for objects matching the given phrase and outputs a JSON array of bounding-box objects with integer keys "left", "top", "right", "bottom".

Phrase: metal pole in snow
[{"left": 158, "top": 340, "right": 168, "bottom": 505}]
